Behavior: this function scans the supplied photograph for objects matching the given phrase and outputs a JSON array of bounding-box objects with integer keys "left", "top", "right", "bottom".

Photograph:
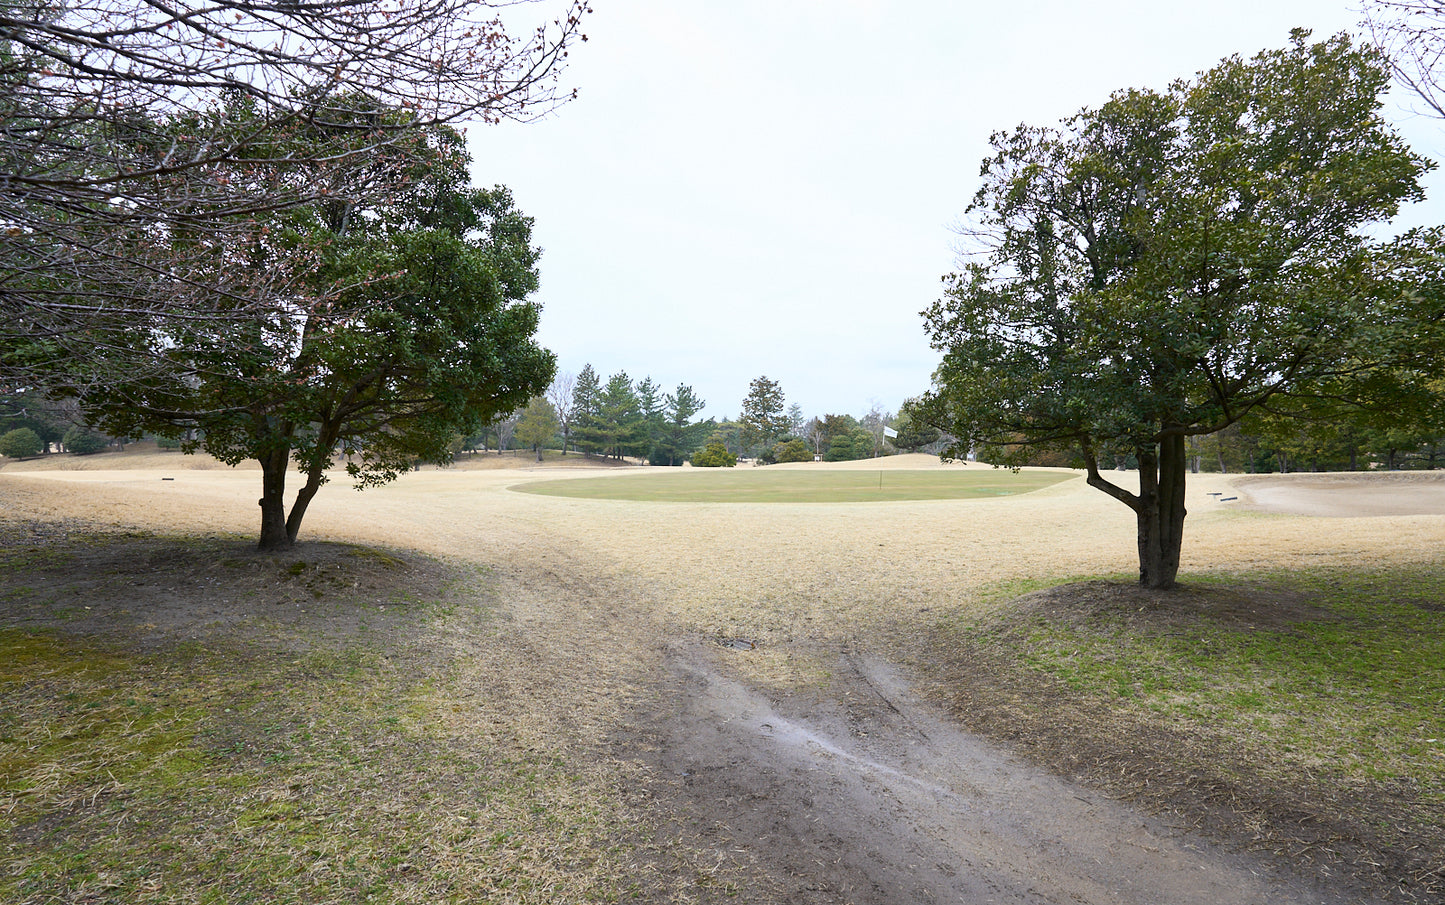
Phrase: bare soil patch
[
  {"left": 1007, "top": 578, "right": 1342, "bottom": 633},
  {"left": 0, "top": 524, "right": 453, "bottom": 651},
  {"left": 628, "top": 636, "right": 1362, "bottom": 905}
]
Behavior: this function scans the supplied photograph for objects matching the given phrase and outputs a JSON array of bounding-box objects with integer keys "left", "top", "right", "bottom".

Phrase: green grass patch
[
  {"left": 0, "top": 629, "right": 649, "bottom": 905},
  {"left": 981, "top": 567, "right": 1445, "bottom": 798},
  {"left": 0, "top": 534, "right": 661, "bottom": 905},
  {"left": 517, "top": 467, "right": 1075, "bottom": 503}
]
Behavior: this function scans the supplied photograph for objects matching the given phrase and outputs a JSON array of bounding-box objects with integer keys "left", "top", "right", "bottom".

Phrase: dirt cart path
[
  {"left": 643, "top": 641, "right": 1353, "bottom": 905},
  {"left": 6, "top": 464, "right": 1440, "bottom": 902}
]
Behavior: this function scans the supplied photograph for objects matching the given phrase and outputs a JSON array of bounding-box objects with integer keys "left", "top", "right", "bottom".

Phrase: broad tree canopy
[
  {"left": 90, "top": 124, "right": 556, "bottom": 549},
  {"left": 920, "top": 30, "right": 1445, "bottom": 588}
]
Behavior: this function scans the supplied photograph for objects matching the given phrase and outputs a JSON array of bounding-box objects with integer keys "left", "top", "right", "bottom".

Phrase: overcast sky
[{"left": 468, "top": 1, "right": 1444, "bottom": 422}]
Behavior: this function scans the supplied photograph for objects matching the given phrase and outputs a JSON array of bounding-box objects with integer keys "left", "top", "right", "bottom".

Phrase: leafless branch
[{"left": 2, "top": 0, "right": 588, "bottom": 389}]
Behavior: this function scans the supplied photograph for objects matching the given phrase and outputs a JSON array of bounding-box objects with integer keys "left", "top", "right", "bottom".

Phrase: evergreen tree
[
  {"left": 595, "top": 371, "right": 643, "bottom": 460},
  {"left": 657, "top": 384, "right": 709, "bottom": 466},
  {"left": 515, "top": 396, "right": 559, "bottom": 461},
  {"left": 634, "top": 376, "right": 665, "bottom": 463},
  {"left": 739, "top": 376, "right": 789, "bottom": 457},
  {"left": 570, "top": 364, "right": 604, "bottom": 456}
]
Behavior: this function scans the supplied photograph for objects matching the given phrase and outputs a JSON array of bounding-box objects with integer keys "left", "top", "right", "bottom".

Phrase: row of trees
[
  {"left": 1004, "top": 416, "right": 1445, "bottom": 475},
  {"left": 484, "top": 366, "right": 714, "bottom": 465},
  {"left": 485, "top": 368, "right": 953, "bottom": 465},
  {"left": 484, "top": 371, "right": 951, "bottom": 466}
]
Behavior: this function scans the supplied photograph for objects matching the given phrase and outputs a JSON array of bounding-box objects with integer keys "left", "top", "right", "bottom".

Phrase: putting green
[{"left": 514, "top": 468, "right": 1075, "bottom": 503}]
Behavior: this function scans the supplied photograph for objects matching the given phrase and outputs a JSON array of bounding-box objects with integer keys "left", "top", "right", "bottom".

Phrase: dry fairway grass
[
  {"left": 4, "top": 453, "right": 1445, "bottom": 902},
  {"left": 5, "top": 457, "right": 1444, "bottom": 732}
]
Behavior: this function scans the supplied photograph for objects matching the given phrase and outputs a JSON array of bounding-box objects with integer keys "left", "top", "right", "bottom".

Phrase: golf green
[{"left": 515, "top": 468, "right": 1075, "bottom": 503}]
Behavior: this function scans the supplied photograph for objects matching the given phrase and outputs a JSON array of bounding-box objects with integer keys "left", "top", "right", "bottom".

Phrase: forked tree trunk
[{"left": 1085, "top": 433, "right": 1188, "bottom": 590}]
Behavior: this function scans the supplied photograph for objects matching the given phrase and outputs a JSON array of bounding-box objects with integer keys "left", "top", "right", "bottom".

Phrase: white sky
[{"left": 468, "top": 1, "right": 1445, "bottom": 422}]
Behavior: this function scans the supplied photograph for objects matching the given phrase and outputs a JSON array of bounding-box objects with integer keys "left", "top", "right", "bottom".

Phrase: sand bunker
[{"left": 1233, "top": 471, "right": 1445, "bottom": 518}]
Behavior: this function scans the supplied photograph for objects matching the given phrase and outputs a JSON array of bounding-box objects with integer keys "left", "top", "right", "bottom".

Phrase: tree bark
[
  {"left": 257, "top": 447, "right": 292, "bottom": 551},
  {"left": 1084, "top": 434, "right": 1187, "bottom": 590},
  {"left": 1144, "top": 434, "right": 1187, "bottom": 589},
  {"left": 284, "top": 465, "right": 327, "bottom": 546}
]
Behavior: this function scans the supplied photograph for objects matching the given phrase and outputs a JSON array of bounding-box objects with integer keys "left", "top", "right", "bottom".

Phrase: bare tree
[
  {"left": 1, "top": 0, "right": 588, "bottom": 390},
  {"left": 1364, "top": 0, "right": 1445, "bottom": 118},
  {"left": 546, "top": 369, "right": 576, "bottom": 453}
]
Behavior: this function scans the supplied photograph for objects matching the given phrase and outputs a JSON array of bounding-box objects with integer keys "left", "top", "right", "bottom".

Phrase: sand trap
[{"left": 1233, "top": 471, "right": 1445, "bottom": 517}]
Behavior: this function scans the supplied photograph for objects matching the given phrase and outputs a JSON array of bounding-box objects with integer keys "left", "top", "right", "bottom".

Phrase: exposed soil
[
  {"left": 3, "top": 455, "right": 1442, "bottom": 903},
  {"left": 631, "top": 638, "right": 1365, "bottom": 905}
]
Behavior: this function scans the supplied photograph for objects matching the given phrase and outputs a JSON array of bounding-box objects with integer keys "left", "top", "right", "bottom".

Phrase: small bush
[
  {"left": 0, "top": 427, "right": 43, "bottom": 459},
  {"left": 62, "top": 427, "right": 108, "bottom": 455},
  {"left": 773, "top": 438, "right": 813, "bottom": 463},
  {"left": 155, "top": 435, "right": 182, "bottom": 450},
  {"left": 691, "top": 439, "right": 737, "bottom": 468}
]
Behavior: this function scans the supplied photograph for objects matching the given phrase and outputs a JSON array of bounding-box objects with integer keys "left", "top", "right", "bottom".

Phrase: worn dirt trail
[
  {"left": 5, "top": 458, "right": 1440, "bottom": 902},
  {"left": 644, "top": 641, "right": 1354, "bottom": 905}
]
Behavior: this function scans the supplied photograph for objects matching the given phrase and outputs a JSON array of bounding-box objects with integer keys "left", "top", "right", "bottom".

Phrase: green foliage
[
  {"left": 654, "top": 384, "right": 710, "bottom": 466},
  {"left": 823, "top": 426, "right": 877, "bottom": 462},
  {"left": 61, "top": 426, "right": 107, "bottom": 455},
  {"left": 691, "top": 436, "right": 737, "bottom": 467},
  {"left": 514, "top": 396, "right": 560, "bottom": 459},
  {"left": 634, "top": 376, "right": 664, "bottom": 463},
  {"left": 739, "top": 376, "right": 789, "bottom": 456},
  {"left": 83, "top": 121, "right": 555, "bottom": 548},
  {"left": 0, "top": 427, "right": 42, "bottom": 458},
  {"left": 572, "top": 371, "right": 645, "bottom": 460},
  {"left": 568, "top": 364, "right": 604, "bottom": 456},
  {"left": 892, "top": 399, "right": 942, "bottom": 453},
  {"left": 772, "top": 438, "right": 813, "bottom": 463},
  {"left": 920, "top": 30, "right": 1445, "bottom": 586},
  {"left": 0, "top": 393, "right": 65, "bottom": 449}
]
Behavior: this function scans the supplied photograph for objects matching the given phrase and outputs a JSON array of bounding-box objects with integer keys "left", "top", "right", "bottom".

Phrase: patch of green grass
[
  {"left": 992, "top": 567, "right": 1445, "bottom": 796},
  {"left": 0, "top": 631, "right": 650, "bottom": 904},
  {"left": 517, "top": 468, "right": 1074, "bottom": 503}
]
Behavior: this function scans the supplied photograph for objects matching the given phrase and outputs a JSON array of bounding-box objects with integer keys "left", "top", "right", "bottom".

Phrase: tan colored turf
[{"left": 5, "top": 456, "right": 1442, "bottom": 646}]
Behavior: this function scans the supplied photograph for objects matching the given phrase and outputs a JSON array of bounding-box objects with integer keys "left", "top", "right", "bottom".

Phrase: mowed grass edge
[{"left": 515, "top": 467, "right": 1076, "bottom": 502}]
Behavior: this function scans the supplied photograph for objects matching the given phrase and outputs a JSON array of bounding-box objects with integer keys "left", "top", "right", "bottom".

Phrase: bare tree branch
[
  {"left": 1363, "top": 0, "right": 1445, "bottom": 119},
  {"left": 1, "top": 0, "right": 588, "bottom": 389}
]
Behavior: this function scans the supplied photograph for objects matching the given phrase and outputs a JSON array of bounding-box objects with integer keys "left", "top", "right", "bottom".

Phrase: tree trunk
[
  {"left": 257, "top": 448, "right": 292, "bottom": 551},
  {"left": 284, "top": 465, "right": 327, "bottom": 546},
  {"left": 535, "top": 444, "right": 543, "bottom": 462},
  {"left": 1147, "top": 435, "right": 1187, "bottom": 589},
  {"left": 1085, "top": 434, "right": 1187, "bottom": 590}
]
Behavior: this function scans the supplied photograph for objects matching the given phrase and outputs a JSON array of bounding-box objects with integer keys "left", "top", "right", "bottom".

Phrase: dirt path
[
  {"left": 627, "top": 639, "right": 1358, "bottom": 905},
  {"left": 4, "top": 462, "right": 1440, "bottom": 902}
]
